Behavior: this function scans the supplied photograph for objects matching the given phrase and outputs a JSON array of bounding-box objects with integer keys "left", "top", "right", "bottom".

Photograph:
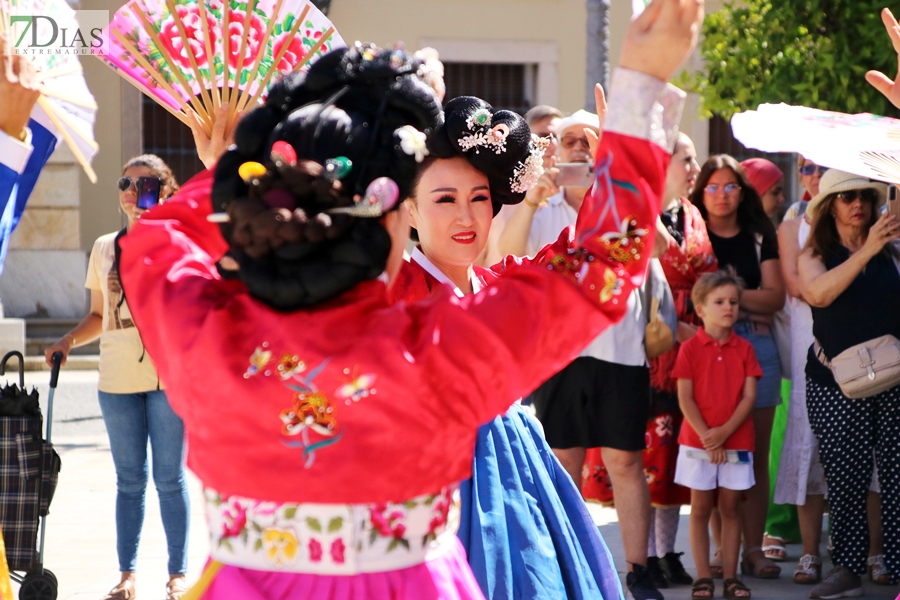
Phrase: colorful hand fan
[
  {"left": 98, "top": 0, "right": 344, "bottom": 134},
  {"left": 1, "top": 0, "right": 99, "bottom": 182},
  {"left": 731, "top": 103, "right": 900, "bottom": 183}
]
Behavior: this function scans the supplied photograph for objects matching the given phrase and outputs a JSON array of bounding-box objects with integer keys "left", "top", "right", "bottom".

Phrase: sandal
[
  {"left": 101, "top": 580, "right": 136, "bottom": 600},
  {"left": 710, "top": 548, "right": 724, "bottom": 579},
  {"left": 740, "top": 546, "right": 781, "bottom": 579},
  {"left": 723, "top": 578, "right": 751, "bottom": 599},
  {"left": 867, "top": 554, "right": 892, "bottom": 585},
  {"left": 761, "top": 534, "right": 787, "bottom": 562},
  {"left": 167, "top": 576, "right": 188, "bottom": 600},
  {"left": 691, "top": 577, "right": 715, "bottom": 599},
  {"left": 793, "top": 554, "right": 822, "bottom": 584}
]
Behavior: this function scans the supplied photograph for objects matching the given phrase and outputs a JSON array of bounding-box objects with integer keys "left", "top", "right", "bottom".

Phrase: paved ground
[{"left": 8, "top": 369, "right": 900, "bottom": 599}]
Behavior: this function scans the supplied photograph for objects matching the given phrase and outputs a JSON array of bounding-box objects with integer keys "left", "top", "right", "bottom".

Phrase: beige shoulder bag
[{"left": 814, "top": 336, "right": 900, "bottom": 399}]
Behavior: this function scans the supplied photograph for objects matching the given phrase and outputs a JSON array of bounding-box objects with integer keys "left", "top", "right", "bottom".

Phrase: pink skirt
[{"left": 196, "top": 537, "right": 485, "bottom": 600}]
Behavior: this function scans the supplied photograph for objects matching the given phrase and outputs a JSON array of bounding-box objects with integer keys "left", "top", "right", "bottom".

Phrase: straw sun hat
[{"left": 806, "top": 169, "right": 888, "bottom": 221}]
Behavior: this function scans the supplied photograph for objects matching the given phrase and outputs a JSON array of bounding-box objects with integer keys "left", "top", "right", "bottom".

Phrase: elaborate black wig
[
  {"left": 212, "top": 43, "right": 442, "bottom": 311},
  {"left": 420, "top": 96, "right": 544, "bottom": 216}
]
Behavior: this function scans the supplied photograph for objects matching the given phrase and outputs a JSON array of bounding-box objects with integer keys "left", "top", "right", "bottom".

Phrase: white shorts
[{"left": 674, "top": 446, "right": 756, "bottom": 491}]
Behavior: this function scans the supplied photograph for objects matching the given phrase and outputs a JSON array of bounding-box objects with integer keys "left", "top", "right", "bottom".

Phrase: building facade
[{"left": 1, "top": 0, "right": 724, "bottom": 318}]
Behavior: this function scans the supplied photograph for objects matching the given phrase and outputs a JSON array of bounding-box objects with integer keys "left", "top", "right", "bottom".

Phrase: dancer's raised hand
[
  {"left": 619, "top": 0, "right": 705, "bottom": 82},
  {"left": 189, "top": 106, "right": 242, "bottom": 170}
]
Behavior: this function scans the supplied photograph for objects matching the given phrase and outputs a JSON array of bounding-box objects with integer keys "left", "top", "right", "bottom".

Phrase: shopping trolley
[{"left": 0, "top": 351, "right": 62, "bottom": 600}]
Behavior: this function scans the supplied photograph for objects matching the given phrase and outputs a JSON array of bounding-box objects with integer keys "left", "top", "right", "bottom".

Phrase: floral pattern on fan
[{"left": 99, "top": 0, "right": 344, "bottom": 123}]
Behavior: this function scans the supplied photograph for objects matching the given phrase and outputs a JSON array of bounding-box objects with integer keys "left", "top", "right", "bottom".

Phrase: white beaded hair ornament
[{"left": 510, "top": 134, "right": 550, "bottom": 193}]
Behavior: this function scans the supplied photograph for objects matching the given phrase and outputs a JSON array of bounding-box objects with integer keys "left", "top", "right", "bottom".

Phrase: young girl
[{"left": 673, "top": 272, "right": 762, "bottom": 600}]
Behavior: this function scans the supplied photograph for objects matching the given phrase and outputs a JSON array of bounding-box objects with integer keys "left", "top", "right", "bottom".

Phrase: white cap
[{"left": 557, "top": 109, "right": 600, "bottom": 137}]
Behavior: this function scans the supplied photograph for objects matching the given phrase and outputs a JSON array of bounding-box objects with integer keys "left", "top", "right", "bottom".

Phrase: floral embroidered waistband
[{"left": 204, "top": 485, "right": 460, "bottom": 575}]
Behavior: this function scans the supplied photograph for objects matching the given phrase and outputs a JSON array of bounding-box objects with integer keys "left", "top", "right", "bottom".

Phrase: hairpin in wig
[{"left": 209, "top": 43, "right": 442, "bottom": 311}]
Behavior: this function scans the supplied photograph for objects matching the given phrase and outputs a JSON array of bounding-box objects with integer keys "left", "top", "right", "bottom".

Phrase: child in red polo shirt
[{"left": 672, "top": 272, "right": 762, "bottom": 600}]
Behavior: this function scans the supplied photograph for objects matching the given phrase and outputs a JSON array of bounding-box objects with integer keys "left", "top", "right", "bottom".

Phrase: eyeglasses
[
  {"left": 799, "top": 164, "right": 829, "bottom": 176},
  {"left": 560, "top": 135, "right": 590, "bottom": 150},
  {"left": 704, "top": 183, "right": 742, "bottom": 195},
  {"left": 117, "top": 176, "right": 161, "bottom": 192},
  {"left": 836, "top": 189, "right": 878, "bottom": 203}
]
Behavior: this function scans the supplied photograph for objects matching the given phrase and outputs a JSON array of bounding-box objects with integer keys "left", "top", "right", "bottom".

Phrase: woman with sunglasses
[
  {"left": 689, "top": 155, "right": 786, "bottom": 580},
  {"left": 797, "top": 169, "right": 900, "bottom": 598},
  {"left": 43, "top": 155, "right": 190, "bottom": 600},
  {"left": 783, "top": 157, "right": 829, "bottom": 222}
]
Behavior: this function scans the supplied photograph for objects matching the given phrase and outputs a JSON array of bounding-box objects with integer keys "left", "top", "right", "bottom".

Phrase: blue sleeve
[
  {"left": 0, "top": 163, "right": 16, "bottom": 214},
  {"left": 9, "top": 119, "right": 56, "bottom": 229},
  {"left": 0, "top": 119, "right": 57, "bottom": 276}
]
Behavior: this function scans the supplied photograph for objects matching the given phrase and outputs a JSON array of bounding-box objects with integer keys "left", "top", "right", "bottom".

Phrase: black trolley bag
[{"left": 0, "top": 351, "right": 62, "bottom": 600}]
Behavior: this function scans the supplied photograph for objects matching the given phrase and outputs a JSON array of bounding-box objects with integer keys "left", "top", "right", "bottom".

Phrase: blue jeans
[
  {"left": 733, "top": 321, "right": 783, "bottom": 409},
  {"left": 98, "top": 390, "right": 189, "bottom": 575}
]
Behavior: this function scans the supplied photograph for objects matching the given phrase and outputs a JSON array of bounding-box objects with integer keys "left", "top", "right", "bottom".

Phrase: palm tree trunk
[{"left": 585, "top": 0, "right": 611, "bottom": 110}]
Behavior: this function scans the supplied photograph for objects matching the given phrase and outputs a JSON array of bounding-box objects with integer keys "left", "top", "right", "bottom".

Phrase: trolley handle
[
  {"left": 0, "top": 350, "right": 25, "bottom": 388},
  {"left": 49, "top": 352, "right": 63, "bottom": 389}
]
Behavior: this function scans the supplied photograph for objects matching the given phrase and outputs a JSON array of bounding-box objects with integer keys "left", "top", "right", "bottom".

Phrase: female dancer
[
  {"left": 117, "top": 2, "right": 703, "bottom": 595},
  {"left": 390, "top": 96, "right": 622, "bottom": 600}
]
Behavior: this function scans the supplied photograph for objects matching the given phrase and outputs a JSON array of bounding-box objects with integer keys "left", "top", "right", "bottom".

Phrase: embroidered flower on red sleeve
[{"left": 599, "top": 216, "right": 648, "bottom": 264}]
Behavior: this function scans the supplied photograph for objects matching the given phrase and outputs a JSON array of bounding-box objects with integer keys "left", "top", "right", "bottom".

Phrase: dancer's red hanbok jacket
[{"left": 119, "top": 70, "right": 684, "bottom": 508}]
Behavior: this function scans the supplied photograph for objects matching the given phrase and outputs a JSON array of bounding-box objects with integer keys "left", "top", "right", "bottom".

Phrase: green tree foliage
[{"left": 682, "top": 0, "right": 897, "bottom": 118}]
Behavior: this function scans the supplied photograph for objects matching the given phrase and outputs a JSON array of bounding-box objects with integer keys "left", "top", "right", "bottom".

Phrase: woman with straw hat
[{"left": 798, "top": 169, "right": 900, "bottom": 599}]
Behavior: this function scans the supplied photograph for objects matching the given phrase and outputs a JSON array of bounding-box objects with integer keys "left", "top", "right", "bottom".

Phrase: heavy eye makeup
[{"left": 430, "top": 187, "right": 490, "bottom": 204}]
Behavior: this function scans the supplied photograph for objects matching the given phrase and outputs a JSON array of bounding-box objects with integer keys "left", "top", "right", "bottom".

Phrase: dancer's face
[{"left": 408, "top": 157, "right": 493, "bottom": 270}]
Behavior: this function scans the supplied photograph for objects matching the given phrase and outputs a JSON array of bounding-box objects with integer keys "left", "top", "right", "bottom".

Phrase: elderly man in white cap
[
  {"left": 497, "top": 104, "right": 669, "bottom": 600},
  {"left": 497, "top": 108, "right": 601, "bottom": 257}
]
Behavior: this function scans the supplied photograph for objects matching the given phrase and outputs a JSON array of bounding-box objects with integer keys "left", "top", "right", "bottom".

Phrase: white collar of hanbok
[{"left": 410, "top": 247, "right": 482, "bottom": 298}]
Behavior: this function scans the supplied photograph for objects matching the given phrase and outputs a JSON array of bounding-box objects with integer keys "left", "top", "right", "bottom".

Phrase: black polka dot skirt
[{"left": 806, "top": 377, "right": 900, "bottom": 581}]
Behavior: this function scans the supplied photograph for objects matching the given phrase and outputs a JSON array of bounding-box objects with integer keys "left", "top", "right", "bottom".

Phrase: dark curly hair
[
  {"left": 123, "top": 154, "right": 179, "bottom": 198},
  {"left": 211, "top": 43, "right": 442, "bottom": 311}
]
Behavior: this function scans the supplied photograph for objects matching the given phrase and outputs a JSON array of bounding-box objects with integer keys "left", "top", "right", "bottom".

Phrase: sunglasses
[
  {"left": 836, "top": 189, "right": 878, "bottom": 203},
  {"left": 560, "top": 135, "right": 590, "bottom": 150},
  {"left": 117, "top": 176, "right": 163, "bottom": 209},
  {"left": 704, "top": 183, "right": 742, "bottom": 195},
  {"left": 117, "top": 176, "right": 162, "bottom": 192},
  {"left": 799, "top": 164, "right": 829, "bottom": 176}
]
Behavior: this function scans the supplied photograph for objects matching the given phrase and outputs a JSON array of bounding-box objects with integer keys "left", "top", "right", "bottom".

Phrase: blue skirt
[{"left": 457, "top": 403, "right": 624, "bottom": 600}]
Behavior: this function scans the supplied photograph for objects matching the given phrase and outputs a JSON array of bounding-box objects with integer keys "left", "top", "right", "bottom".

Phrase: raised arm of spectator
[{"left": 799, "top": 213, "right": 899, "bottom": 307}]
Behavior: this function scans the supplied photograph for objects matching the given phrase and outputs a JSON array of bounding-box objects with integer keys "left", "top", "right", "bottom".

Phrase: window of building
[
  {"left": 443, "top": 62, "right": 537, "bottom": 115},
  {"left": 141, "top": 97, "right": 205, "bottom": 186}
]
